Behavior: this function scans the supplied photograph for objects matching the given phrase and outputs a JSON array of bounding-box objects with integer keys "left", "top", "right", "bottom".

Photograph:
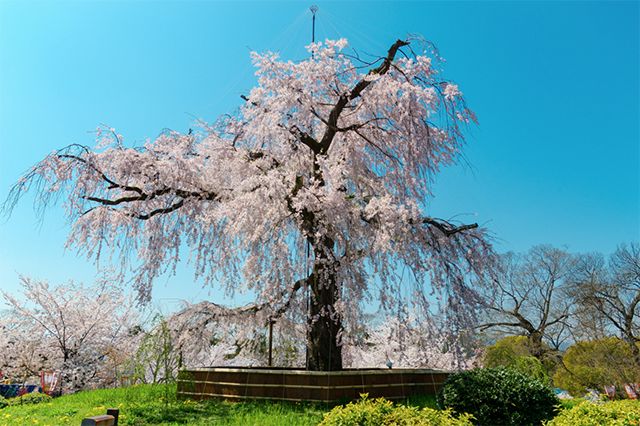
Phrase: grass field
[{"left": 0, "top": 384, "right": 438, "bottom": 426}]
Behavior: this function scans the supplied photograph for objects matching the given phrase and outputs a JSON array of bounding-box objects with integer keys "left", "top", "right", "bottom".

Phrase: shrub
[
  {"left": 319, "top": 394, "right": 473, "bottom": 426},
  {"left": 0, "top": 395, "right": 7, "bottom": 409},
  {"left": 8, "top": 391, "right": 52, "bottom": 405},
  {"left": 547, "top": 400, "right": 640, "bottom": 426},
  {"left": 438, "top": 367, "right": 558, "bottom": 425}
]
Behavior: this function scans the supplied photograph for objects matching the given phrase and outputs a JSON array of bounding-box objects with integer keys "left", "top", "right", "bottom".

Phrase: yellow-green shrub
[
  {"left": 7, "top": 392, "right": 52, "bottom": 406},
  {"left": 319, "top": 394, "right": 473, "bottom": 426},
  {"left": 546, "top": 400, "right": 640, "bottom": 426}
]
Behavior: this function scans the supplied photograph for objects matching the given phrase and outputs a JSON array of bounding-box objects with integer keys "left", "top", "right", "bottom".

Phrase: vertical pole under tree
[{"left": 268, "top": 319, "right": 274, "bottom": 367}]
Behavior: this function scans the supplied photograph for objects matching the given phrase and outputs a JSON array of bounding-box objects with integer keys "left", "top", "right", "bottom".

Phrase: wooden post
[
  {"left": 107, "top": 408, "right": 119, "bottom": 426},
  {"left": 81, "top": 408, "right": 119, "bottom": 426}
]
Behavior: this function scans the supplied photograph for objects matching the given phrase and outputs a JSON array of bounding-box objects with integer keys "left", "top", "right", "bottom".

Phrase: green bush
[
  {"left": 438, "top": 367, "right": 559, "bottom": 425},
  {"left": 8, "top": 392, "right": 52, "bottom": 406},
  {"left": 0, "top": 395, "right": 7, "bottom": 409},
  {"left": 319, "top": 394, "right": 473, "bottom": 426},
  {"left": 547, "top": 400, "right": 640, "bottom": 426}
]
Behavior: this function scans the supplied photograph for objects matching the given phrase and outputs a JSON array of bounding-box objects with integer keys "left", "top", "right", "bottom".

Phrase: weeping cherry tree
[{"left": 6, "top": 38, "right": 493, "bottom": 371}]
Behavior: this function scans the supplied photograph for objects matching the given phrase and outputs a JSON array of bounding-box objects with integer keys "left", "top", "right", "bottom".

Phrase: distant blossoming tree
[
  {"left": 1, "top": 277, "right": 139, "bottom": 392},
  {"left": 343, "top": 315, "right": 480, "bottom": 370},
  {"left": 6, "top": 37, "right": 492, "bottom": 371}
]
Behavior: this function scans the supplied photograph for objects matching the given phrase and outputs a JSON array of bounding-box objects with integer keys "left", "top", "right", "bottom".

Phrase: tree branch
[
  {"left": 421, "top": 217, "right": 478, "bottom": 237},
  {"left": 319, "top": 39, "right": 409, "bottom": 154}
]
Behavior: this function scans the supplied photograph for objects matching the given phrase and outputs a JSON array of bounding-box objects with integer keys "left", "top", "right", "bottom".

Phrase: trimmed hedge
[
  {"left": 547, "top": 400, "right": 640, "bottom": 426},
  {"left": 438, "top": 367, "right": 558, "bottom": 425},
  {"left": 319, "top": 394, "right": 474, "bottom": 426},
  {"left": 8, "top": 392, "right": 52, "bottom": 406}
]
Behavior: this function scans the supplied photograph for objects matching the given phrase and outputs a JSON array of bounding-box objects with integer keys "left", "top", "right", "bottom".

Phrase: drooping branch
[
  {"left": 420, "top": 217, "right": 479, "bottom": 237},
  {"left": 241, "top": 94, "right": 323, "bottom": 154},
  {"left": 57, "top": 149, "right": 224, "bottom": 221}
]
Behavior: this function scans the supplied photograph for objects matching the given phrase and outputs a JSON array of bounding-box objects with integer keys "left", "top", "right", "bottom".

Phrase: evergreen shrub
[{"left": 438, "top": 367, "right": 558, "bottom": 425}]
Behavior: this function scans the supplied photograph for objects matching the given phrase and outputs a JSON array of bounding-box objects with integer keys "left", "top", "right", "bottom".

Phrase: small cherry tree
[
  {"left": 1, "top": 277, "right": 139, "bottom": 392},
  {"left": 7, "top": 37, "right": 492, "bottom": 371}
]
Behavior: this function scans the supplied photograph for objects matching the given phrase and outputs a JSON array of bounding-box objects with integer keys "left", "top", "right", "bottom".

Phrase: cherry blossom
[
  {"left": 6, "top": 37, "right": 493, "bottom": 370},
  {"left": 1, "top": 277, "right": 139, "bottom": 392}
]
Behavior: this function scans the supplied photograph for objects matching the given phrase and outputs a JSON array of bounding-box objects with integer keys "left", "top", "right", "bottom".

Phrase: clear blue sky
[{"left": 0, "top": 1, "right": 638, "bottom": 310}]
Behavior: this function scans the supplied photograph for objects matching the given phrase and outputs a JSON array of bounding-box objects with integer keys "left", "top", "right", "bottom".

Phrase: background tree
[
  {"left": 343, "top": 314, "right": 479, "bottom": 370},
  {"left": 0, "top": 315, "right": 51, "bottom": 383},
  {"left": 6, "top": 37, "right": 492, "bottom": 371},
  {"left": 553, "top": 337, "right": 640, "bottom": 396},
  {"left": 571, "top": 243, "right": 640, "bottom": 365},
  {"left": 482, "top": 336, "right": 550, "bottom": 383},
  {"left": 477, "top": 245, "right": 575, "bottom": 361},
  {"left": 1, "top": 277, "right": 139, "bottom": 392}
]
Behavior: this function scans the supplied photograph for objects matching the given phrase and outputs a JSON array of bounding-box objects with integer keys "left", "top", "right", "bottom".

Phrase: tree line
[{"left": 477, "top": 243, "right": 640, "bottom": 394}]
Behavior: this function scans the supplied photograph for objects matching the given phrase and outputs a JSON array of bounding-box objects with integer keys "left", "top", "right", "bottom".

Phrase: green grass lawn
[{"left": 0, "top": 385, "right": 438, "bottom": 426}]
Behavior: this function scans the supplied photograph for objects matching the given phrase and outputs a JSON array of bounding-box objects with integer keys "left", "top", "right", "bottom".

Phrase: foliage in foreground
[
  {"left": 546, "top": 400, "right": 640, "bottom": 426},
  {"left": 319, "top": 394, "right": 473, "bottom": 426},
  {"left": 0, "top": 384, "right": 324, "bottom": 426},
  {"left": 438, "top": 367, "right": 559, "bottom": 425}
]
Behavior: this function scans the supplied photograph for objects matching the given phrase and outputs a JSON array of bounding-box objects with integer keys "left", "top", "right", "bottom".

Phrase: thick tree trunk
[
  {"left": 528, "top": 331, "right": 545, "bottom": 359},
  {"left": 306, "top": 248, "right": 342, "bottom": 371}
]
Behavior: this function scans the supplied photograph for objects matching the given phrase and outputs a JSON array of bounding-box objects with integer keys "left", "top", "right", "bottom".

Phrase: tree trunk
[
  {"left": 629, "top": 338, "right": 640, "bottom": 367},
  {"left": 306, "top": 246, "right": 342, "bottom": 371},
  {"left": 623, "top": 329, "right": 640, "bottom": 367},
  {"left": 528, "top": 331, "right": 545, "bottom": 359}
]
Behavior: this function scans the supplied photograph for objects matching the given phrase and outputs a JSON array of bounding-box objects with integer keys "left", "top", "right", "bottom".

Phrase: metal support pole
[{"left": 310, "top": 5, "right": 318, "bottom": 43}]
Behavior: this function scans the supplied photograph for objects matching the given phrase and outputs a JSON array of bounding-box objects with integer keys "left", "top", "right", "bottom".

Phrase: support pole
[
  {"left": 268, "top": 318, "right": 274, "bottom": 367},
  {"left": 310, "top": 5, "right": 318, "bottom": 43}
]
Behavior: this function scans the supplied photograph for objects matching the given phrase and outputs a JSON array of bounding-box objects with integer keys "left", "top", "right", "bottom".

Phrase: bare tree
[
  {"left": 571, "top": 243, "right": 640, "bottom": 365},
  {"left": 478, "top": 245, "right": 576, "bottom": 360}
]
